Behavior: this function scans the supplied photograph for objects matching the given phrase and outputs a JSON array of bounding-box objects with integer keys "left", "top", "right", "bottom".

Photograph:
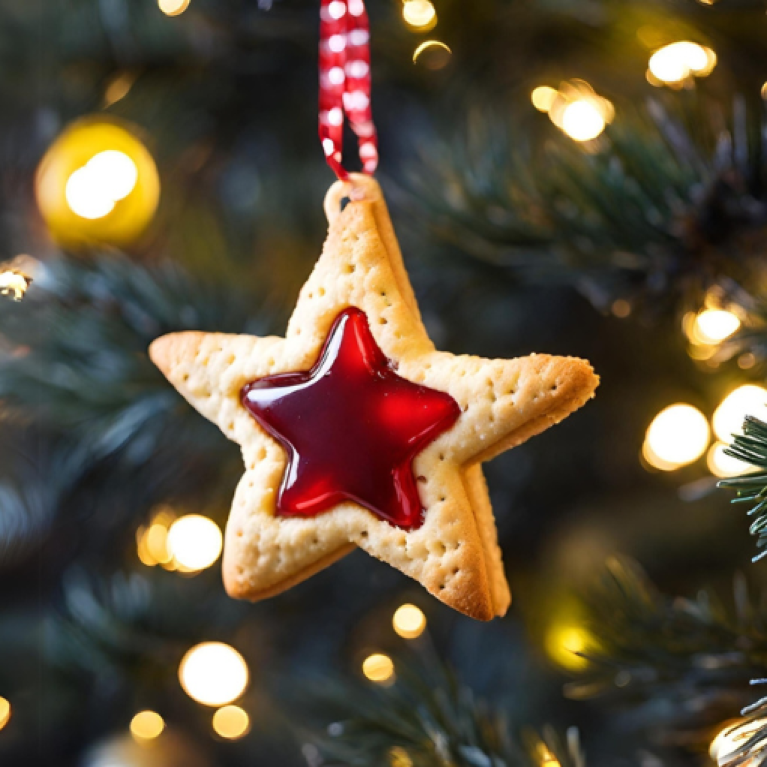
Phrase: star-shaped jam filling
[{"left": 241, "top": 307, "right": 461, "bottom": 529}]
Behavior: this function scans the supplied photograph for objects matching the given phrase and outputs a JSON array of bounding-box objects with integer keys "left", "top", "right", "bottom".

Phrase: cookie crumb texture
[{"left": 149, "top": 175, "right": 598, "bottom": 621}]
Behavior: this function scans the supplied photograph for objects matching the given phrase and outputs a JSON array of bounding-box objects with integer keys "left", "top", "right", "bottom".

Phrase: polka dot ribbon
[{"left": 319, "top": 0, "right": 378, "bottom": 179}]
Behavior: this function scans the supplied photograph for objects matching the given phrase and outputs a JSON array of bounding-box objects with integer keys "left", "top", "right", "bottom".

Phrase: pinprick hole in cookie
[
  {"left": 379, "top": 317, "right": 388, "bottom": 325},
  {"left": 345, "top": 264, "right": 355, "bottom": 274},
  {"left": 551, "top": 384, "right": 559, "bottom": 391},
  {"left": 439, "top": 453, "right": 445, "bottom": 462},
  {"left": 268, "top": 358, "right": 275, "bottom": 368},
  {"left": 416, "top": 475, "right": 427, "bottom": 484},
  {"left": 453, "top": 567, "right": 460, "bottom": 575},
  {"left": 360, "top": 530, "right": 368, "bottom": 539},
  {"left": 318, "top": 286, "right": 326, "bottom": 297},
  {"left": 439, "top": 583, "right": 445, "bottom": 591},
  {"left": 440, "top": 496, "right": 446, "bottom": 503},
  {"left": 182, "top": 373, "right": 189, "bottom": 382}
]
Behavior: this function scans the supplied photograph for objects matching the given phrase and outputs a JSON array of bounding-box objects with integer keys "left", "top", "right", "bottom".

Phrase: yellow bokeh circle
[{"left": 35, "top": 116, "right": 160, "bottom": 248}]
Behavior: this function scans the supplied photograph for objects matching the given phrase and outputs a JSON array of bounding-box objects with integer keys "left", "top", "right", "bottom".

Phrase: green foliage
[
  {"left": 567, "top": 559, "right": 766, "bottom": 738},
  {"left": 307, "top": 655, "right": 585, "bottom": 767},
  {"left": 720, "top": 416, "right": 767, "bottom": 560}
]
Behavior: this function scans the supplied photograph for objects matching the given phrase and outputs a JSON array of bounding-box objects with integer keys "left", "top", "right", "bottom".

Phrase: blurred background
[{"left": 3, "top": 0, "right": 767, "bottom": 765}]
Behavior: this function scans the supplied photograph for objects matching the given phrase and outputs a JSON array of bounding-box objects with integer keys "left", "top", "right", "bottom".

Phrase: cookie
[{"left": 149, "top": 174, "right": 599, "bottom": 620}]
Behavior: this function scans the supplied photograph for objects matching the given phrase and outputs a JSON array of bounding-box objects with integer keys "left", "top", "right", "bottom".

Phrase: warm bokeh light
[
  {"left": 389, "top": 746, "right": 414, "bottom": 767},
  {"left": 544, "top": 81, "right": 613, "bottom": 142},
  {"left": 762, "top": 82, "right": 767, "bottom": 100},
  {"left": 707, "top": 441, "right": 751, "bottom": 479},
  {"left": 167, "top": 515, "right": 223, "bottom": 572},
  {"left": 531, "top": 86, "right": 558, "bottom": 113},
  {"left": 0, "top": 697, "right": 10, "bottom": 730},
  {"left": 0, "top": 270, "right": 31, "bottom": 301},
  {"left": 159, "top": 0, "right": 190, "bottom": 16},
  {"left": 392, "top": 604, "right": 426, "bottom": 639},
  {"left": 402, "top": 0, "right": 437, "bottom": 31},
  {"left": 694, "top": 309, "right": 741, "bottom": 344},
  {"left": 65, "top": 150, "right": 138, "bottom": 220},
  {"left": 713, "top": 385, "right": 767, "bottom": 442},
  {"left": 544, "top": 624, "right": 591, "bottom": 671},
  {"left": 412, "top": 40, "right": 452, "bottom": 69},
  {"left": 362, "top": 653, "right": 395, "bottom": 683},
  {"left": 129, "top": 711, "right": 165, "bottom": 741},
  {"left": 648, "top": 42, "right": 716, "bottom": 85},
  {"left": 561, "top": 100, "right": 606, "bottom": 142},
  {"left": 644, "top": 404, "right": 710, "bottom": 469},
  {"left": 212, "top": 705, "right": 251, "bottom": 740},
  {"left": 179, "top": 642, "right": 249, "bottom": 707},
  {"left": 710, "top": 718, "right": 766, "bottom": 763}
]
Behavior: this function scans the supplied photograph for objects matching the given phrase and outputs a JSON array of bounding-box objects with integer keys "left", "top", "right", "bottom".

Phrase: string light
[
  {"left": 544, "top": 623, "right": 591, "bottom": 671},
  {"left": 693, "top": 309, "right": 741, "bottom": 344},
  {"left": 710, "top": 719, "right": 767, "bottom": 764},
  {"left": 643, "top": 404, "right": 709, "bottom": 471},
  {"left": 212, "top": 705, "right": 251, "bottom": 740},
  {"left": 0, "top": 697, "right": 10, "bottom": 730},
  {"left": 535, "top": 81, "right": 613, "bottom": 142},
  {"left": 389, "top": 746, "right": 414, "bottom": 767},
  {"left": 412, "top": 40, "right": 452, "bottom": 69},
  {"left": 167, "top": 515, "right": 223, "bottom": 572},
  {"left": 713, "top": 385, "right": 767, "bottom": 442},
  {"left": 129, "top": 711, "right": 165, "bottom": 741},
  {"left": 0, "top": 270, "right": 32, "bottom": 301},
  {"left": 531, "top": 86, "right": 558, "bottom": 113},
  {"left": 402, "top": 0, "right": 437, "bottom": 31},
  {"left": 65, "top": 150, "right": 139, "bottom": 220},
  {"left": 159, "top": 0, "right": 190, "bottom": 16},
  {"left": 362, "top": 653, "right": 395, "bottom": 684},
  {"left": 647, "top": 42, "right": 716, "bottom": 86},
  {"left": 179, "top": 642, "right": 249, "bottom": 707},
  {"left": 707, "top": 441, "right": 751, "bottom": 479},
  {"left": 392, "top": 604, "right": 426, "bottom": 639}
]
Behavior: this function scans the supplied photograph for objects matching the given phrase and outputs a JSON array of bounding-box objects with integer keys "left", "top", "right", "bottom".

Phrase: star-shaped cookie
[{"left": 150, "top": 175, "right": 599, "bottom": 620}]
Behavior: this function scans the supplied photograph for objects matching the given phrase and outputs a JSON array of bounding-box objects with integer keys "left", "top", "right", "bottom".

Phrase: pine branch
[
  {"left": 716, "top": 681, "right": 767, "bottom": 766},
  {"left": 719, "top": 416, "right": 767, "bottom": 561},
  {"left": 304, "top": 654, "right": 585, "bottom": 767},
  {"left": 565, "top": 559, "right": 767, "bottom": 740}
]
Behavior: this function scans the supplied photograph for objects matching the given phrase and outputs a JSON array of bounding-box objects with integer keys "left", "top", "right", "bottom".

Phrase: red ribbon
[{"left": 319, "top": 0, "right": 379, "bottom": 180}]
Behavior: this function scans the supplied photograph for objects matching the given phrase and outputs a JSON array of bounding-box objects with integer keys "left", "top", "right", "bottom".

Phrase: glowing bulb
[
  {"left": 412, "top": 40, "right": 452, "bottom": 69},
  {"left": 710, "top": 719, "right": 767, "bottom": 763},
  {"left": 145, "top": 523, "right": 173, "bottom": 565},
  {"left": 159, "top": 0, "right": 190, "bottom": 15},
  {"left": 531, "top": 86, "right": 558, "bottom": 113},
  {"left": 362, "top": 653, "right": 395, "bottom": 683},
  {"left": 0, "top": 270, "right": 31, "bottom": 301},
  {"left": 707, "top": 441, "right": 751, "bottom": 479},
  {"left": 694, "top": 309, "right": 741, "bottom": 344},
  {"left": 648, "top": 42, "right": 716, "bottom": 84},
  {"left": 64, "top": 151, "right": 138, "bottom": 220},
  {"left": 392, "top": 604, "right": 426, "bottom": 639},
  {"left": 212, "top": 705, "right": 251, "bottom": 740},
  {"left": 130, "top": 711, "right": 165, "bottom": 741},
  {"left": 402, "top": 0, "right": 437, "bottom": 30},
  {"left": 713, "top": 385, "right": 767, "bottom": 442},
  {"left": 0, "top": 697, "right": 10, "bottom": 730},
  {"left": 644, "top": 404, "right": 709, "bottom": 468},
  {"left": 167, "top": 515, "right": 223, "bottom": 571},
  {"left": 560, "top": 100, "right": 606, "bottom": 142},
  {"left": 544, "top": 624, "right": 591, "bottom": 671},
  {"left": 179, "top": 642, "right": 249, "bottom": 706}
]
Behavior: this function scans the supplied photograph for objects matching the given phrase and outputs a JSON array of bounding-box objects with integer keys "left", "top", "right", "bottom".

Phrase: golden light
[
  {"left": 710, "top": 718, "right": 767, "bottom": 763},
  {"left": 544, "top": 624, "right": 591, "bottom": 671},
  {"left": 693, "top": 309, "right": 741, "bottom": 345},
  {"left": 545, "top": 81, "right": 613, "bottom": 142},
  {"left": 531, "top": 86, "right": 559, "bottom": 113},
  {"left": 648, "top": 42, "right": 717, "bottom": 85},
  {"left": 644, "top": 404, "right": 710, "bottom": 469},
  {"left": 212, "top": 705, "right": 251, "bottom": 740},
  {"left": 362, "top": 653, "right": 395, "bottom": 684},
  {"left": 713, "top": 385, "right": 767, "bottom": 442},
  {"left": 707, "top": 441, "right": 751, "bottom": 479},
  {"left": 402, "top": 0, "right": 437, "bottom": 31},
  {"left": 0, "top": 697, "right": 10, "bottom": 730},
  {"left": 389, "top": 746, "right": 414, "bottom": 767},
  {"left": 129, "top": 711, "right": 165, "bottom": 741},
  {"left": 159, "top": 0, "right": 190, "bottom": 15},
  {"left": 392, "top": 604, "right": 426, "bottom": 639},
  {"left": 761, "top": 82, "right": 767, "bottom": 100},
  {"left": 561, "top": 101, "right": 606, "bottom": 142},
  {"left": 179, "top": 642, "right": 249, "bottom": 707},
  {"left": 412, "top": 40, "right": 452, "bottom": 69},
  {"left": 167, "top": 515, "right": 223, "bottom": 572},
  {"left": 36, "top": 117, "right": 160, "bottom": 248},
  {"left": 0, "top": 270, "right": 32, "bottom": 301}
]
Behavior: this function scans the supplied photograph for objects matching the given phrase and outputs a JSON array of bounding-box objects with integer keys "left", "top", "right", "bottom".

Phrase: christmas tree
[{"left": 4, "top": 0, "right": 767, "bottom": 764}]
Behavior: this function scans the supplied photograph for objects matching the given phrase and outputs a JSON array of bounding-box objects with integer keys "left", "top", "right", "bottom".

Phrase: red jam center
[{"left": 241, "top": 307, "right": 461, "bottom": 529}]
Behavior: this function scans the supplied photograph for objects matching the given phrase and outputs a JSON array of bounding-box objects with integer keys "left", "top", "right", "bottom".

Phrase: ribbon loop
[{"left": 319, "top": 0, "right": 379, "bottom": 179}]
